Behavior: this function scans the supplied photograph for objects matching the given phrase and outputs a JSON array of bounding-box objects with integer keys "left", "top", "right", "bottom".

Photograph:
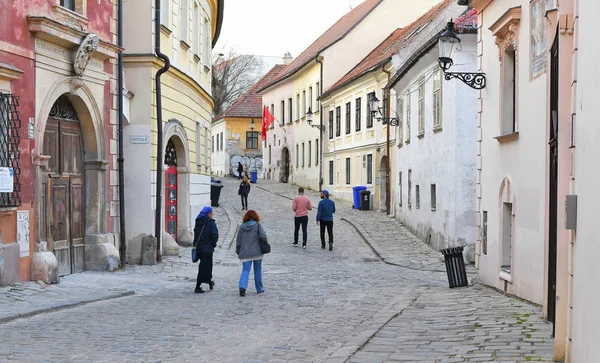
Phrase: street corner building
[
  {"left": 211, "top": 63, "right": 285, "bottom": 179},
  {"left": 0, "top": 0, "right": 123, "bottom": 285},
  {"left": 121, "top": 0, "right": 223, "bottom": 261}
]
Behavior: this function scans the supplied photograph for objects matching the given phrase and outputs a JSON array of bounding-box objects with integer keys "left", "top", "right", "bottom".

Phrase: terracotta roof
[
  {"left": 321, "top": 0, "right": 454, "bottom": 99},
  {"left": 257, "top": 0, "right": 384, "bottom": 93},
  {"left": 215, "top": 64, "right": 287, "bottom": 119}
]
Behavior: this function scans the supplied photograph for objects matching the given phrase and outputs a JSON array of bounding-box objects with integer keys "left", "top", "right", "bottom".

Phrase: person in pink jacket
[{"left": 292, "top": 187, "right": 313, "bottom": 248}]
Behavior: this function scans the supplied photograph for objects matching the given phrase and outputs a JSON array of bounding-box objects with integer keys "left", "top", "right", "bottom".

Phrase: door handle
[{"left": 50, "top": 224, "right": 56, "bottom": 240}]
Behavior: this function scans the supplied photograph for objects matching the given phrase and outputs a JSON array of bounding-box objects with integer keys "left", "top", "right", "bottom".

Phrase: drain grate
[{"left": 361, "top": 258, "right": 380, "bottom": 263}]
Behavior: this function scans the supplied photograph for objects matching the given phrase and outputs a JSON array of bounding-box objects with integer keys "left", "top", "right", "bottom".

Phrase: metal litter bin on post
[
  {"left": 352, "top": 186, "right": 367, "bottom": 209},
  {"left": 359, "top": 190, "right": 371, "bottom": 210},
  {"left": 441, "top": 246, "right": 468, "bottom": 288},
  {"left": 210, "top": 181, "right": 224, "bottom": 207}
]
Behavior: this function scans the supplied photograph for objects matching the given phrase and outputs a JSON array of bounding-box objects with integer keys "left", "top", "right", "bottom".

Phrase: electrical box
[{"left": 565, "top": 195, "right": 577, "bottom": 230}]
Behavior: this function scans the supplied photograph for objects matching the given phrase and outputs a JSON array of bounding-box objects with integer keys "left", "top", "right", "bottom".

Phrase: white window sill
[{"left": 499, "top": 268, "right": 512, "bottom": 283}]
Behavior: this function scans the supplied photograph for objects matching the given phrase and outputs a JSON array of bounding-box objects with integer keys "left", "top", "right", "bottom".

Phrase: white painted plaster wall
[
  {"left": 210, "top": 119, "right": 228, "bottom": 176},
  {"left": 392, "top": 36, "right": 477, "bottom": 257}
]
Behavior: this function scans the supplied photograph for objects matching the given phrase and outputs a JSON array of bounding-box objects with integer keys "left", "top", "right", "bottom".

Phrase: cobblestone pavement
[{"left": 0, "top": 178, "right": 554, "bottom": 362}]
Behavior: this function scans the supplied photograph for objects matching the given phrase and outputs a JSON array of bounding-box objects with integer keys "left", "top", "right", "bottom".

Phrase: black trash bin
[
  {"left": 210, "top": 182, "right": 224, "bottom": 207},
  {"left": 440, "top": 246, "right": 468, "bottom": 288},
  {"left": 359, "top": 190, "right": 371, "bottom": 210}
]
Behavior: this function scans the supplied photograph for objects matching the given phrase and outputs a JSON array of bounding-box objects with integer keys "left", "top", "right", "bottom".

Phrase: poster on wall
[
  {"left": 17, "top": 211, "right": 30, "bottom": 257},
  {"left": 0, "top": 167, "right": 14, "bottom": 193},
  {"left": 530, "top": 0, "right": 553, "bottom": 80}
]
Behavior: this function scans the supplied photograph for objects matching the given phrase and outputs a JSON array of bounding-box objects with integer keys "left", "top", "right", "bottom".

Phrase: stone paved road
[{"left": 0, "top": 178, "right": 554, "bottom": 362}]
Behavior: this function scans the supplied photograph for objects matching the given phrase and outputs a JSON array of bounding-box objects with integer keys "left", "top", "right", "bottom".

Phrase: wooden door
[
  {"left": 165, "top": 166, "right": 178, "bottom": 241},
  {"left": 50, "top": 177, "right": 70, "bottom": 276}
]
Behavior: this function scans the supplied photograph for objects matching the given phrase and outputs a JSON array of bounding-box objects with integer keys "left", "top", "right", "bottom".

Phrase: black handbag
[
  {"left": 192, "top": 225, "right": 205, "bottom": 262},
  {"left": 257, "top": 223, "right": 271, "bottom": 254}
]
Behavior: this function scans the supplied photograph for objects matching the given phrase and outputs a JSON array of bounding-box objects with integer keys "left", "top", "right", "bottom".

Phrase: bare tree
[{"left": 212, "top": 47, "right": 265, "bottom": 116}]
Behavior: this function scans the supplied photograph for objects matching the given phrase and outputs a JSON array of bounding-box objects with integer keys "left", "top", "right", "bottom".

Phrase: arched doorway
[
  {"left": 42, "top": 95, "right": 85, "bottom": 276},
  {"left": 280, "top": 147, "right": 290, "bottom": 183},
  {"left": 165, "top": 139, "right": 178, "bottom": 241},
  {"left": 379, "top": 155, "right": 388, "bottom": 212}
]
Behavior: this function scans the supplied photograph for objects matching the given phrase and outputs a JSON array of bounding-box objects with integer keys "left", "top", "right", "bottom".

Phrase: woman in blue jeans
[{"left": 235, "top": 210, "right": 267, "bottom": 296}]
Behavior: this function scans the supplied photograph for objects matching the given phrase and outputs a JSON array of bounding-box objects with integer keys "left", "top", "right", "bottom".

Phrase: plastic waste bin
[
  {"left": 210, "top": 182, "right": 224, "bottom": 207},
  {"left": 352, "top": 186, "right": 367, "bottom": 209},
  {"left": 250, "top": 170, "right": 257, "bottom": 184},
  {"left": 359, "top": 190, "right": 371, "bottom": 210},
  {"left": 440, "top": 246, "right": 468, "bottom": 288}
]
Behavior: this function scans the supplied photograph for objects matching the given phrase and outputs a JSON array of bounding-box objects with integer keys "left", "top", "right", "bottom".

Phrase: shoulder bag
[
  {"left": 257, "top": 223, "right": 271, "bottom": 254},
  {"left": 192, "top": 225, "right": 206, "bottom": 263}
]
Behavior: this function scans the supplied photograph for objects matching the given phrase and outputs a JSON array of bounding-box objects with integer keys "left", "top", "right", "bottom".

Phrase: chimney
[{"left": 283, "top": 52, "right": 293, "bottom": 65}]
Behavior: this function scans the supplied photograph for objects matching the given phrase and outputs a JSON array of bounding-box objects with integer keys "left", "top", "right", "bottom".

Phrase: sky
[{"left": 215, "top": 0, "right": 366, "bottom": 66}]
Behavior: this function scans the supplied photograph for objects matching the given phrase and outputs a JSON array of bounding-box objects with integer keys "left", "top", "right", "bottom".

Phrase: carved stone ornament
[
  {"left": 73, "top": 33, "right": 99, "bottom": 77},
  {"left": 494, "top": 23, "right": 519, "bottom": 61}
]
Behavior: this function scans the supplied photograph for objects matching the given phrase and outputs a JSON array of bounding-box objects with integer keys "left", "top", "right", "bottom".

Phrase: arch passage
[{"left": 165, "top": 139, "right": 178, "bottom": 240}]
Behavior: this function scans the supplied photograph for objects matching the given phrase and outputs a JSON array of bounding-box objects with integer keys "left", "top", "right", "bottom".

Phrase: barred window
[
  {"left": 355, "top": 97, "right": 361, "bottom": 131},
  {"left": 0, "top": 93, "right": 22, "bottom": 207},
  {"left": 366, "top": 154, "right": 373, "bottom": 184},
  {"left": 345, "top": 102, "right": 351, "bottom": 134},
  {"left": 345, "top": 157, "right": 351, "bottom": 185},
  {"left": 328, "top": 110, "right": 334, "bottom": 139},
  {"left": 335, "top": 106, "right": 341, "bottom": 137},
  {"left": 328, "top": 160, "right": 334, "bottom": 185}
]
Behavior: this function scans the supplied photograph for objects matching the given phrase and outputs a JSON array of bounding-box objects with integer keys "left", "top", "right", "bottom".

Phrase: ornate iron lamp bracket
[{"left": 442, "top": 71, "right": 487, "bottom": 90}]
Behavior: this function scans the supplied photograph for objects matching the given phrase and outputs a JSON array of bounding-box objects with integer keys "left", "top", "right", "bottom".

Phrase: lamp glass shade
[
  {"left": 249, "top": 119, "right": 255, "bottom": 130},
  {"left": 368, "top": 93, "right": 380, "bottom": 113},
  {"left": 438, "top": 21, "right": 460, "bottom": 60},
  {"left": 306, "top": 107, "right": 313, "bottom": 124}
]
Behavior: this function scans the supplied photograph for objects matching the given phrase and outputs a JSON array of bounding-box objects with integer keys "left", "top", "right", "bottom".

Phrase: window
[
  {"left": 308, "top": 87, "right": 313, "bottom": 111},
  {"left": 216, "top": 133, "right": 219, "bottom": 151},
  {"left": 296, "top": 94, "right": 300, "bottom": 120},
  {"left": 355, "top": 97, "right": 362, "bottom": 131},
  {"left": 397, "top": 97, "right": 404, "bottom": 145},
  {"left": 345, "top": 158, "right": 351, "bottom": 185},
  {"left": 418, "top": 77, "right": 425, "bottom": 137},
  {"left": 366, "top": 92, "right": 374, "bottom": 128},
  {"left": 203, "top": 18, "right": 210, "bottom": 65},
  {"left": 406, "top": 92, "right": 411, "bottom": 143},
  {"left": 60, "top": 0, "right": 75, "bottom": 11},
  {"left": 220, "top": 132, "right": 224, "bottom": 151},
  {"left": 502, "top": 203, "right": 513, "bottom": 272},
  {"left": 270, "top": 104, "right": 274, "bottom": 128},
  {"left": 315, "top": 139, "right": 319, "bottom": 165},
  {"left": 335, "top": 106, "right": 341, "bottom": 137},
  {"left": 204, "top": 128, "right": 208, "bottom": 170},
  {"left": 502, "top": 48, "right": 517, "bottom": 135},
  {"left": 160, "top": 0, "right": 170, "bottom": 26},
  {"left": 268, "top": 145, "right": 272, "bottom": 164},
  {"left": 366, "top": 154, "right": 373, "bottom": 184},
  {"left": 328, "top": 160, "right": 334, "bottom": 185},
  {"left": 281, "top": 100, "right": 285, "bottom": 123},
  {"left": 316, "top": 82, "right": 320, "bottom": 108},
  {"left": 431, "top": 184, "right": 436, "bottom": 211},
  {"left": 296, "top": 144, "right": 299, "bottom": 168},
  {"left": 408, "top": 169, "right": 412, "bottom": 208},
  {"left": 416, "top": 185, "right": 420, "bottom": 209},
  {"left": 193, "top": 3, "right": 200, "bottom": 56},
  {"left": 211, "top": 135, "right": 215, "bottom": 152},
  {"left": 483, "top": 211, "right": 488, "bottom": 255},
  {"left": 196, "top": 122, "right": 202, "bottom": 167},
  {"left": 345, "top": 102, "right": 351, "bottom": 134},
  {"left": 398, "top": 171, "right": 402, "bottom": 206},
  {"left": 180, "top": 0, "right": 189, "bottom": 44},
  {"left": 433, "top": 68, "right": 442, "bottom": 130},
  {"left": 288, "top": 98, "right": 293, "bottom": 123},
  {"left": 302, "top": 142, "right": 305, "bottom": 167},
  {"left": 302, "top": 90, "right": 306, "bottom": 116},
  {"left": 246, "top": 131, "right": 258, "bottom": 149},
  {"left": 308, "top": 141, "right": 311, "bottom": 166},
  {"left": 328, "top": 110, "right": 334, "bottom": 139},
  {"left": 0, "top": 93, "right": 22, "bottom": 207}
]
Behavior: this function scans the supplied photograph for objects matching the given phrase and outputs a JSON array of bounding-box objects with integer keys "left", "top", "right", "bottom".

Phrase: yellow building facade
[{"left": 122, "top": 0, "right": 223, "bottom": 259}]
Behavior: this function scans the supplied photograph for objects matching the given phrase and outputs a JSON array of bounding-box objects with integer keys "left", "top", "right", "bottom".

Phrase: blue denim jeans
[{"left": 239, "top": 259, "right": 264, "bottom": 293}]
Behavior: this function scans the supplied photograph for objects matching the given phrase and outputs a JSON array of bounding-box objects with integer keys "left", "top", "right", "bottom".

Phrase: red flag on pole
[{"left": 262, "top": 105, "right": 275, "bottom": 141}]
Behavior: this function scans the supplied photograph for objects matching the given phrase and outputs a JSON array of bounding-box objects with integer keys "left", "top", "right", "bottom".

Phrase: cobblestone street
[{"left": 0, "top": 178, "right": 554, "bottom": 362}]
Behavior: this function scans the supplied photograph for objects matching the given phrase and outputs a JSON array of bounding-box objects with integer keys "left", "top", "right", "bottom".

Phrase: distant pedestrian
[
  {"left": 193, "top": 206, "right": 219, "bottom": 293},
  {"left": 237, "top": 161, "right": 244, "bottom": 179},
  {"left": 235, "top": 210, "right": 267, "bottom": 296},
  {"left": 316, "top": 190, "right": 335, "bottom": 251},
  {"left": 292, "top": 187, "right": 312, "bottom": 248},
  {"left": 238, "top": 176, "right": 251, "bottom": 210}
]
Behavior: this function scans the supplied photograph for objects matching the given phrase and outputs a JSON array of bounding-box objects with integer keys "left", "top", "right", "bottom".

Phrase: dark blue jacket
[
  {"left": 239, "top": 181, "right": 251, "bottom": 195},
  {"left": 194, "top": 216, "right": 219, "bottom": 254},
  {"left": 316, "top": 198, "right": 335, "bottom": 222}
]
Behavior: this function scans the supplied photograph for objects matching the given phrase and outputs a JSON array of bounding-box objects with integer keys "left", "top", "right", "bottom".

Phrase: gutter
[
  {"left": 382, "top": 64, "right": 391, "bottom": 215},
  {"left": 117, "top": 0, "right": 127, "bottom": 269},
  {"left": 315, "top": 53, "right": 324, "bottom": 191}
]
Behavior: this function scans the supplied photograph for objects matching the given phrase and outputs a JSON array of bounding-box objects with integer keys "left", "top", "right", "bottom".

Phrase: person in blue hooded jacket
[
  {"left": 194, "top": 206, "right": 219, "bottom": 293},
  {"left": 316, "top": 190, "right": 335, "bottom": 251}
]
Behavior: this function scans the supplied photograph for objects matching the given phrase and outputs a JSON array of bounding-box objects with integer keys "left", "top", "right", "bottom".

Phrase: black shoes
[
  {"left": 302, "top": 244, "right": 306, "bottom": 249},
  {"left": 209, "top": 281, "right": 215, "bottom": 290},
  {"left": 239, "top": 288, "right": 246, "bottom": 297},
  {"left": 329, "top": 243, "right": 333, "bottom": 251},
  {"left": 293, "top": 242, "right": 298, "bottom": 247},
  {"left": 194, "top": 287, "right": 205, "bottom": 294},
  {"left": 321, "top": 243, "right": 326, "bottom": 249}
]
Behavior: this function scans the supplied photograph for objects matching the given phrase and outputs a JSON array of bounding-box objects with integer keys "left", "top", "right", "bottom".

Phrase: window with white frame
[
  {"left": 288, "top": 98, "right": 293, "bottom": 123},
  {"left": 366, "top": 154, "right": 373, "bottom": 184},
  {"left": 204, "top": 128, "right": 209, "bottom": 169},
  {"left": 397, "top": 97, "right": 403, "bottom": 146},
  {"left": 418, "top": 77, "right": 425, "bottom": 137},
  {"left": 345, "top": 157, "right": 351, "bottom": 185},
  {"left": 328, "top": 160, "right": 334, "bottom": 185},
  {"left": 246, "top": 131, "right": 259, "bottom": 149},
  {"left": 431, "top": 184, "right": 436, "bottom": 211},
  {"left": 406, "top": 92, "right": 411, "bottom": 143},
  {"left": 416, "top": 185, "right": 420, "bottom": 209},
  {"left": 302, "top": 90, "right": 306, "bottom": 116},
  {"left": 193, "top": 3, "right": 200, "bottom": 56},
  {"left": 203, "top": 17, "right": 210, "bottom": 66},
  {"left": 180, "top": 0, "right": 189, "bottom": 44},
  {"left": 302, "top": 142, "right": 305, "bottom": 167},
  {"left": 296, "top": 144, "right": 299, "bottom": 168},
  {"left": 196, "top": 121, "right": 202, "bottom": 168},
  {"left": 268, "top": 145, "right": 272, "bottom": 164},
  {"left": 160, "top": 0, "right": 170, "bottom": 26},
  {"left": 315, "top": 139, "right": 319, "bottom": 165},
  {"left": 60, "top": 0, "right": 76, "bottom": 11},
  {"left": 408, "top": 169, "right": 412, "bottom": 207},
  {"left": 296, "top": 94, "right": 300, "bottom": 120},
  {"left": 212, "top": 135, "right": 215, "bottom": 152},
  {"left": 308, "top": 87, "right": 313, "bottom": 112},
  {"left": 335, "top": 106, "right": 341, "bottom": 137},
  {"left": 308, "top": 140, "right": 311, "bottom": 166},
  {"left": 281, "top": 100, "right": 285, "bottom": 123},
  {"left": 345, "top": 102, "right": 351, "bottom": 134},
  {"left": 366, "top": 92, "right": 374, "bottom": 128},
  {"left": 398, "top": 171, "right": 402, "bottom": 206},
  {"left": 502, "top": 47, "right": 517, "bottom": 135},
  {"left": 355, "top": 97, "right": 362, "bottom": 131},
  {"left": 328, "top": 110, "right": 334, "bottom": 139},
  {"left": 433, "top": 68, "right": 442, "bottom": 130}
]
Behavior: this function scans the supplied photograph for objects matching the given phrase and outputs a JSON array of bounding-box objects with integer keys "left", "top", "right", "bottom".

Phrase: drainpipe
[
  {"left": 316, "top": 54, "right": 324, "bottom": 191},
  {"left": 117, "top": 0, "right": 127, "bottom": 269},
  {"left": 154, "top": 0, "right": 170, "bottom": 262},
  {"left": 382, "top": 65, "right": 391, "bottom": 215}
]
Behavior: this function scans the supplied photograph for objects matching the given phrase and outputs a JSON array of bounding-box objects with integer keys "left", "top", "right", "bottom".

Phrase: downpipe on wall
[
  {"left": 117, "top": 0, "right": 127, "bottom": 269},
  {"left": 316, "top": 54, "right": 324, "bottom": 191},
  {"left": 154, "top": 0, "right": 171, "bottom": 262}
]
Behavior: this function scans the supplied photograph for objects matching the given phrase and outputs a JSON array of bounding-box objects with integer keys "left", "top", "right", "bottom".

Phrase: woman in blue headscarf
[{"left": 193, "top": 206, "right": 219, "bottom": 293}]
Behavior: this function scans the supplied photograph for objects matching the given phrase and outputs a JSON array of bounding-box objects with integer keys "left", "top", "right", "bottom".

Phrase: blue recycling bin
[
  {"left": 352, "top": 186, "right": 367, "bottom": 209},
  {"left": 250, "top": 170, "right": 257, "bottom": 184}
]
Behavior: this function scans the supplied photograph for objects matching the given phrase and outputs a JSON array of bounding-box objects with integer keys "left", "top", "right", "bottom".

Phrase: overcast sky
[{"left": 215, "top": 0, "right": 366, "bottom": 62}]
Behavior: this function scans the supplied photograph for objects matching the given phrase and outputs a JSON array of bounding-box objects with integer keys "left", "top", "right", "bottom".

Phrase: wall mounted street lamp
[
  {"left": 249, "top": 118, "right": 255, "bottom": 131},
  {"left": 306, "top": 107, "right": 326, "bottom": 130},
  {"left": 438, "top": 20, "right": 486, "bottom": 90},
  {"left": 368, "top": 93, "right": 399, "bottom": 126}
]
